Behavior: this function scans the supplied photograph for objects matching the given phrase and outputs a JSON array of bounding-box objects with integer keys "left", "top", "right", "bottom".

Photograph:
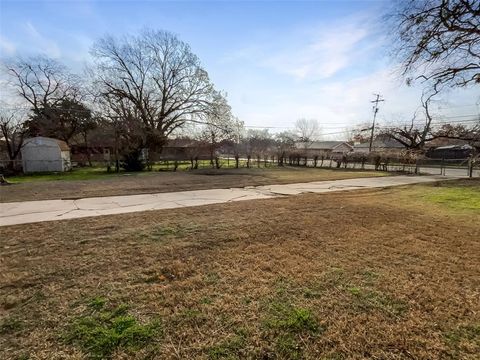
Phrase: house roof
[
  {"left": 295, "top": 141, "right": 353, "bottom": 150},
  {"left": 165, "top": 138, "right": 204, "bottom": 148},
  {"left": 435, "top": 144, "right": 473, "bottom": 150},
  {"left": 355, "top": 138, "right": 404, "bottom": 149}
]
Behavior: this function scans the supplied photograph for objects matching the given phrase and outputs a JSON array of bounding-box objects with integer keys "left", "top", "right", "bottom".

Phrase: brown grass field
[
  {"left": 1, "top": 179, "right": 479, "bottom": 359},
  {"left": 0, "top": 167, "right": 387, "bottom": 203}
]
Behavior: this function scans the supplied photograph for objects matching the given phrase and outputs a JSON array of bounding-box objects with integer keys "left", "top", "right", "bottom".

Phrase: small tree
[
  {"left": 26, "top": 98, "right": 94, "bottom": 145},
  {"left": 275, "top": 131, "right": 296, "bottom": 166},
  {"left": 0, "top": 108, "right": 28, "bottom": 170},
  {"left": 245, "top": 129, "right": 274, "bottom": 167},
  {"left": 197, "top": 92, "right": 238, "bottom": 169}
]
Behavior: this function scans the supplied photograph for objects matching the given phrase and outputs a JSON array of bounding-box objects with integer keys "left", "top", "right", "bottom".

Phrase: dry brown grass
[
  {"left": 0, "top": 167, "right": 387, "bottom": 202},
  {"left": 1, "top": 180, "right": 479, "bottom": 359}
]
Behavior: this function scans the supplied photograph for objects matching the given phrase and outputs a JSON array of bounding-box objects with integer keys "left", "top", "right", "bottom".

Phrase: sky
[{"left": 0, "top": 0, "right": 479, "bottom": 139}]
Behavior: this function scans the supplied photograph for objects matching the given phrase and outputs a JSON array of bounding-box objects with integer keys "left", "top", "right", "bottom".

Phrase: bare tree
[
  {"left": 275, "top": 131, "right": 296, "bottom": 166},
  {"left": 6, "top": 56, "right": 83, "bottom": 130},
  {"left": 435, "top": 120, "right": 480, "bottom": 142},
  {"left": 198, "top": 92, "right": 237, "bottom": 168},
  {"left": 245, "top": 129, "right": 274, "bottom": 167},
  {"left": 294, "top": 118, "right": 320, "bottom": 143},
  {"left": 95, "top": 95, "right": 148, "bottom": 171},
  {"left": 383, "top": 89, "right": 440, "bottom": 149},
  {"left": 0, "top": 108, "right": 28, "bottom": 165},
  {"left": 89, "top": 29, "right": 219, "bottom": 154},
  {"left": 389, "top": 0, "right": 480, "bottom": 90},
  {"left": 381, "top": 92, "right": 480, "bottom": 150}
]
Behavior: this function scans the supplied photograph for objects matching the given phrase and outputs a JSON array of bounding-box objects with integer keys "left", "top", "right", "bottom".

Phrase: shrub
[{"left": 120, "top": 149, "right": 145, "bottom": 172}]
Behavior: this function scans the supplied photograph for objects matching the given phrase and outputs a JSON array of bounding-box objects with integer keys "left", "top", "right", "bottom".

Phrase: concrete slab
[{"left": 0, "top": 175, "right": 456, "bottom": 226}]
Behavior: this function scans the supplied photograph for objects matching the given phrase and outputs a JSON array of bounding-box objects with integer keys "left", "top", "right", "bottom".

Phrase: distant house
[
  {"left": 354, "top": 137, "right": 404, "bottom": 154},
  {"left": 21, "top": 137, "right": 71, "bottom": 173},
  {"left": 426, "top": 144, "right": 474, "bottom": 159},
  {"left": 155, "top": 138, "right": 210, "bottom": 161},
  {"left": 295, "top": 141, "right": 353, "bottom": 157}
]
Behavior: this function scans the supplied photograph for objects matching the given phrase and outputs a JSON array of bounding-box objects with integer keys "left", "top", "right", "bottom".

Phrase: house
[
  {"left": 426, "top": 144, "right": 474, "bottom": 159},
  {"left": 354, "top": 137, "right": 404, "bottom": 154},
  {"left": 21, "top": 137, "right": 71, "bottom": 173},
  {"left": 152, "top": 138, "right": 211, "bottom": 161},
  {"left": 294, "top": 141, "right": 353, "bottom": 157}
]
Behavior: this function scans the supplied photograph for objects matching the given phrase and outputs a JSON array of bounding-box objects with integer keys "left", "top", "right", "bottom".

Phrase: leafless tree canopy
[
  {"left": 389, "top": 0, "right": 480, "bottom": 89},
  {"left": 90, "top": 29, "right": 219, "bottom": 151},
  {"left": 246, "top": 129, "right": 273, "bottom": 156},
  {"left": 7, "top": 56, "right": 82, "bottom": 113},
  {"left": 198, "top": 91, "right": 239, "bottom": 165},
  {"left": 383, "top": 89, "right": 440, "bottom": 149},
  {"left": 294, "top": 118, "right": 321, "bottom": 142},
  {"left": 0, "top": 108, "right": 28, "bottom": 161}
]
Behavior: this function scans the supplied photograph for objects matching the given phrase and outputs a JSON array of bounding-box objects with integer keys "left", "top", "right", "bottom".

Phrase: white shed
[{"left": 21, "top": 137, "right": 71, "bottom": 173}]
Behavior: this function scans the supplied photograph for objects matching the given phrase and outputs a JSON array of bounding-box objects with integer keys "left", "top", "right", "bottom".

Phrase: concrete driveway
[{"left": 0, "top": 175, "right": 455, "bottom": 226}]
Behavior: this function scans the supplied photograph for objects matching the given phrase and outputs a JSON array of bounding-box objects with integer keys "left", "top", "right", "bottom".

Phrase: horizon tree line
[{"left": 1, "top": 2, "right": 479, "bottom": 172}]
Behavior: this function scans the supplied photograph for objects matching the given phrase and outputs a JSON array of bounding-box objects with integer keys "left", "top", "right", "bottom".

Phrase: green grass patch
[
  {"left": 208, "top": 329, "right": 248, "bottom": 359},
  {"left": 266, "top": 304, "right": 319, "bottom": 333},
  {"left": 137, "top": 223, "right": 199, "bottom": 243},
  {"left": 63, "top": 298, "right": 161, "bottom": 359},
  {"left": 0, "top": 316, "right": 23, "bottom": 334},
  {"left": 264, "top": 299, "right": 322, "bottom": 359},
  {"left": 445, "top": 324, "right": 480, "bottom": 355},
  {"left": 423, "top": 186, "right": 480, "bottom": 211},
  {"left": 138, "top": 226, "right": 181, "bottom": 242},
  {"left": 6, "top": 167, "right": 126, "bottom": 183},
  {"left": 346, "top": 286, "right": 408, "bottom": 317},
  {"left": 16, "top": 354, "right": 30, "bottom": 360}
]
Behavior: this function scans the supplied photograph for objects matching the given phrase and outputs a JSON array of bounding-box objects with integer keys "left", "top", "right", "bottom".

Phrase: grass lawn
[
  {"left": 1, "top": 179, "right": 479, "bottom": 359},
  {"left": 0, "top": 166, "right": 388, "bottom": 202},
  {"left": 4, "top": 167, "right": 122, "bottom": 183},
  {"left": 3, "top": 159, "right": 268, "bottom": 184}
]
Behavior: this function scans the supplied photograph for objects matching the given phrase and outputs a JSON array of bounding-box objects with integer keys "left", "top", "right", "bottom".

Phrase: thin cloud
[
  {"left": 226, "top": 16, "right": 374, "bottom": 80},
  {"left": 24, "top": 21, "right": 61, "bottom": 58},
  {"left": 265, "top": 24, "right": 369, "bottom": 79},
  {"left": 0, "top": 35, "right": 16, "bottom": 56}
]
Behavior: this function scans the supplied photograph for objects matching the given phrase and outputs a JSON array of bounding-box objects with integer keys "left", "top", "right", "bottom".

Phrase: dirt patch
[
  {"left": 0, "top": 167, "right": 387, "bottom": 203},
  {"left": 1, "top": 181, "right": 479, "bottom": 359}
]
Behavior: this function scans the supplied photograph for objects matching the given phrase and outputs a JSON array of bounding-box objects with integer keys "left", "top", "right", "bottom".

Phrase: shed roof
[
  {"left": 55, "top": 139, "right": 70, "bottom": 151},
  {"left": 25, "top": 137, "right": 70, "bottom": 151}
]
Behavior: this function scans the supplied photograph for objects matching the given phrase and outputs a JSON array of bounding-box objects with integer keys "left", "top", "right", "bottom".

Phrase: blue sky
[{"left": 1, "top": 0, "right": 478, "bottom": 138}]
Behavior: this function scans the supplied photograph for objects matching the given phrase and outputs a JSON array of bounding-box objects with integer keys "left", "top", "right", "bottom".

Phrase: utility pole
[{"left": 369, "top": 93, "right": 384, "bottom": 153}]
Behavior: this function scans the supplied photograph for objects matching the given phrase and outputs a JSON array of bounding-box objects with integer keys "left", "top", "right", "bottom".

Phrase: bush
[{"left": 120, "top": 149, "right": 145, "bottom": 172}]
